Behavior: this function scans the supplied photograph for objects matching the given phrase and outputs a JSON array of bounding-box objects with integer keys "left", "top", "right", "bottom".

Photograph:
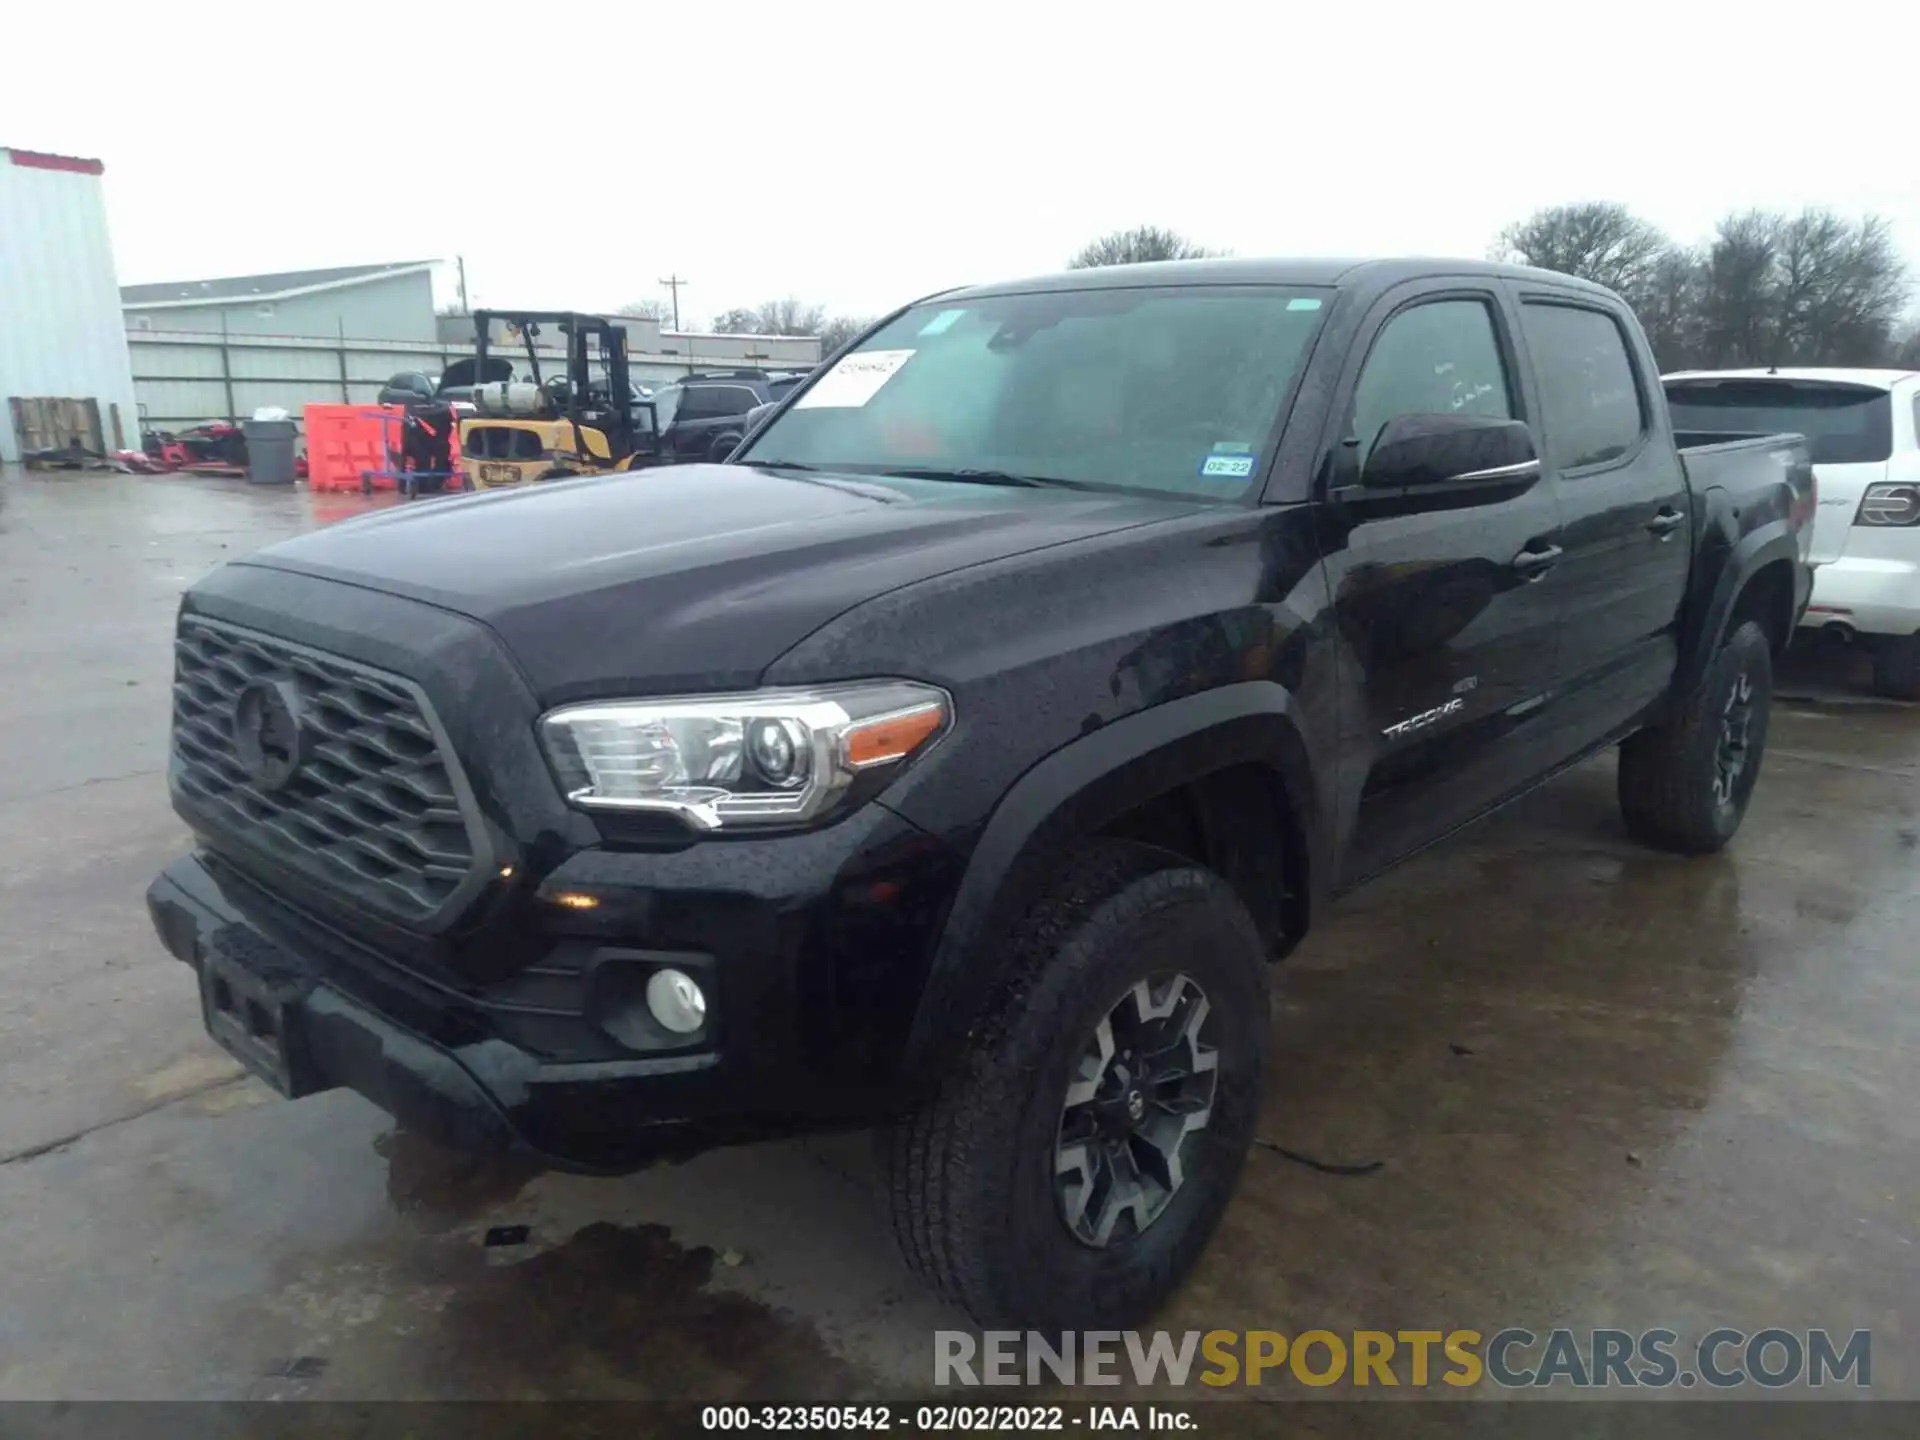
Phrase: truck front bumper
[{"left": 147, "top": 803, "right": 961, "bottom": 1171}]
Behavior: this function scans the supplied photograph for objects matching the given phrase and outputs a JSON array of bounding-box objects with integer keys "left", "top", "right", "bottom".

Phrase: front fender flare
[{"left": 896, "top": 681, "right": 1323, "bottom": 1084}]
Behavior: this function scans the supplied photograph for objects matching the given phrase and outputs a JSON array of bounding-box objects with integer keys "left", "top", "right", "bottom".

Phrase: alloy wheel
[
  {"left": 1713, "top": 670, "right": 1755, "bottom": 809},
  {"left": 1053, "top": 973, "right": 1218, "bottom": 1248}
]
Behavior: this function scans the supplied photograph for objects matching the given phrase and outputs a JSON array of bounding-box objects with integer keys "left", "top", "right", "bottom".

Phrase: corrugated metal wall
[
  {"left": 127, "top": 330, "right": 825, "bottom": 434},
  {"left": 0, "top": 151, "right": 141, "bottom": 461}
]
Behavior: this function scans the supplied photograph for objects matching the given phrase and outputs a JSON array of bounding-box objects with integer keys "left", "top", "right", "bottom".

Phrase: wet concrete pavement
[{"left": 0, "top": 467, "right": 1914, "bottom": 1408}]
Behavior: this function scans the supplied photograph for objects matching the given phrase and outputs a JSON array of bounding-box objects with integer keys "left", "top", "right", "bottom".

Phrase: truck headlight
[{"left": 539, "top": 681, "right": 950, "bottom": 831}]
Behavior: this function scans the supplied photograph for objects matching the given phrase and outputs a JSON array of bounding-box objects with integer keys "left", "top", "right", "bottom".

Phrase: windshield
[
  {"left": 738, "top": 285, "right": 1329, "bottom": 498},
  {"left": 1665, "top": 380, "right": 1892, "bottom": 465}
]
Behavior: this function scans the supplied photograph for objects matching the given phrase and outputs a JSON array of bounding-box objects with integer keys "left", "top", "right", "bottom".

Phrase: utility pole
[
  {"left": 456, "top": 255, "right": 469, "bottom": 313},
  {"left": 658, "top": 274, "right": 687, "bottom": 331}
]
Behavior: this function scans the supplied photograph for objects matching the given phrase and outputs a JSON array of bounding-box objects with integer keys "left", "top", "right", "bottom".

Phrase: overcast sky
[{"left": 6, "top": 2, "right": 1915, "bottom": 328}]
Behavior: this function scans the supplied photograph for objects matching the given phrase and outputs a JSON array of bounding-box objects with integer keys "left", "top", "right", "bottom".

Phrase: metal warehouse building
[
  {"left": 0, "top": 147, "right": 141, "bottom": 464},
  {"left": 122, "top": 260, "right": 440, "bottom": 343}
]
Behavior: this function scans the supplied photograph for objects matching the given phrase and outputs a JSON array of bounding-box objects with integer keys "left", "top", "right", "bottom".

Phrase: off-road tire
[
  {"left": 880, "top": 839, "right": 1269, "bottom": 1328},
  {"left": 1870, "top": 634, "right": 1920, "bottom": 702},
  {"left": 1618, "top": 620, "right": 1773, "bottom": 854}
]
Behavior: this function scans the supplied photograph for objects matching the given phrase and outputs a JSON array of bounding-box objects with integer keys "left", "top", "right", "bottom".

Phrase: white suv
[{"left": 1664, "top": 368, "right": 1920, "bottom": 699}]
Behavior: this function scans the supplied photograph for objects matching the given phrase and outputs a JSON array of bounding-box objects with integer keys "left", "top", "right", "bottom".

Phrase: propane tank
[{"left": 474, "top": 381, "right": 546, "bottom": 416}]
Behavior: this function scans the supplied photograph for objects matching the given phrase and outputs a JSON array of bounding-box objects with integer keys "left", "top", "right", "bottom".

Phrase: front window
[
  {"left": 650, "top": 384, "right": 684, "bottom": 430},
  {"left": 738, "top": 285, "right": 1330, "bottom": 498},
  {"left": 1665, "top": 380, "right": 1893, "bottom": 465}
]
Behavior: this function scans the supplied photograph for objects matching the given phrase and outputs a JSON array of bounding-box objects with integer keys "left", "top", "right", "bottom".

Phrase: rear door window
[
  {"left": 1663, "top": 380, "right": 1892, "bottom": 465},
  {"left": 1520, "top": 302, "right": 1646, "bottom": 470},
  {"left": 679, "top": 385, "right": 760, "bottom": 420}
]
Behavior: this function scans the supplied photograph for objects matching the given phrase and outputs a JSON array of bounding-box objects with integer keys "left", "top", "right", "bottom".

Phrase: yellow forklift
[{"left": 459, "top": 311, "right": 661, "bottom": 489}]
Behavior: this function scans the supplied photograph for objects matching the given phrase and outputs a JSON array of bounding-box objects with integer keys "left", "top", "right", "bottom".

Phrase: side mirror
[{"left": 1361, "top": 414, "right": 1539, "bottom": 489}]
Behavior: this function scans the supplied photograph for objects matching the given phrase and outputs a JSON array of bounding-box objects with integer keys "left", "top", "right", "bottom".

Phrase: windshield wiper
[
  {"left": 883, "top": 467, "right": 1080, "bottom": 490},
  {"left": 744, "top": 458, "right": 822, "bottom": 471}
]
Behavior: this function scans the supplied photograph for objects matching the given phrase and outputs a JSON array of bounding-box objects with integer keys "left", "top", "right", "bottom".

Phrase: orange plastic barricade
[{"left": 302, "top": 404, "right": 465, "bottom": 493}]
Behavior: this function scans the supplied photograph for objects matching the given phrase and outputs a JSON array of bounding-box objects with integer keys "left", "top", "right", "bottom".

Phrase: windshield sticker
[
  {"left": 1287, "top": 297, "right": 1324, "bottom": 311},
  {"left": 1200, "top": 454, "right": 1256, "bottom": 479},
  {"left": 1211, "top": 441, "right": 1253, "bottom": 454},
  {"left": 794, "top": 349, "right": 916, "bottom": 409},
  {"left": 918, "top": 309, "right": 966, "bottom": 336}
]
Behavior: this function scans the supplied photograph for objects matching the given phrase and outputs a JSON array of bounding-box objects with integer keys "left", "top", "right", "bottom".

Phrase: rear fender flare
[
  {"left": 1675, "top": 515, "right": 1802, "bottom": 696},
  {"left": 897, "top": 681, "right": 1322, "bottom": 1084}
]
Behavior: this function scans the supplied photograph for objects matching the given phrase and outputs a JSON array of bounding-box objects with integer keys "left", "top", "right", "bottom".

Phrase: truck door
[
  {"left": 1510, "top": 292, "right": 1691, "bottom": 749},
  {"left": 1323, "top": 286, "right": 1566, "bottom": 884}
]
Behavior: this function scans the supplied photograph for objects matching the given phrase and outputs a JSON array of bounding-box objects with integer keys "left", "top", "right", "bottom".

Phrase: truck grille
[{"left": 170, "top": 618, "right": 480, "bottom": 924}]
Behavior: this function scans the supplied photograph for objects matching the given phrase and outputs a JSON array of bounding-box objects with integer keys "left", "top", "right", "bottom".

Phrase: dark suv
[{"left": 649, "top": 369, "right": 808, "bottom": 463}]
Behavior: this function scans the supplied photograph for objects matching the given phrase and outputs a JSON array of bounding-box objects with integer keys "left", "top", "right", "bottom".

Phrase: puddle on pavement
[
  {"left": 226, "top": 1127, "right": 877, "bottom": 1400},
  {"left": 254, "top": 1210, "right": 869, "bottom": 1400}
]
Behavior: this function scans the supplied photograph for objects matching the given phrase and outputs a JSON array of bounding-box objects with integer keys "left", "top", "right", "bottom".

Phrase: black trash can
[{"left": 242, "top": 418, "right": 299, "bottom": 485}]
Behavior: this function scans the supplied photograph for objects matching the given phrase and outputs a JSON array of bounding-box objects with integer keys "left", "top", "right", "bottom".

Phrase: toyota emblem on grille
[{"left": 232, "top": 678, "right": 309, "bottom": 791}]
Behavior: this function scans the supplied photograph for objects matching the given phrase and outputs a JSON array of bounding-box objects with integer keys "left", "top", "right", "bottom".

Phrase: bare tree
[
  {"left": 1493, "top": 202, "right": 1675, "bottom": 303},
  {"left": 710, "top": 307, "right": 762, "bottom": 334},
  {"left": 712, "top": 299, "right": 828, "bottom": 337},
  {"left": 1693, "top": 210, "right": 1781, "bottom": 367},
  {"left": 1635, "top": 246, "right": 1706, "bottom": 371},
  {"left": 1892, "top": 319, "right": 1920, "bottom": 370},
  {"left": 1772, "top": 211, "right": 1908, "bottom": 364},
  {"left": 1068, "top": 226, "right": 1221, "bottom": 269},
  {"left": 817, "top": 314, "right": 874, "bottom": 356},
  {"left": 616, "top": 297, "right": 673, "bottom": 321},
  {"left": 1492, "top": 202, "right": 1915, "bottom": 370}
]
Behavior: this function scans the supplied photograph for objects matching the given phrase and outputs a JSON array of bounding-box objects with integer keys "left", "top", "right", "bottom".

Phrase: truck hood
[{"left": 242, "top": 464, "right": 1200, "bottom": 702}]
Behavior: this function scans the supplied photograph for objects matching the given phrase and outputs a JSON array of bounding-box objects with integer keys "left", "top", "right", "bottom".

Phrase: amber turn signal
[{"left": 844, "top": 703, "right": 946, "bottom": 769}]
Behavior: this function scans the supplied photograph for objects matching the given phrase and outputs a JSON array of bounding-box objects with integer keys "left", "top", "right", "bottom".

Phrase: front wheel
[
  {"left": 880, "top": 841, "right": 1269, "bottom": 1328},
  {"left": 1618, "top": 619, "right": 1774, "bottom": 854}
]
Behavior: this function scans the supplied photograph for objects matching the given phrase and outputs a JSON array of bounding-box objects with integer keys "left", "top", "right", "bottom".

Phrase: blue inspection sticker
[
  {"left": 918, "top": 308, "right": 966, "bottom": 336},
  {"left": 1287, "top": 297, "right": 1323, "bottom": 311},
  {"left": 1200, "top": 454, "right": 1256, "bottom": 479}
]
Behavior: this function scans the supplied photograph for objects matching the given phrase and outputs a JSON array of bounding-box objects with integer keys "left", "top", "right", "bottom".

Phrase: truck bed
[{"left": 1674, "top": 430, "right": 1811, "bottom": 495}]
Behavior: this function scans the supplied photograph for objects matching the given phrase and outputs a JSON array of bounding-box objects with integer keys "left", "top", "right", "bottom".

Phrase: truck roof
[
  {"left": 927, "top": 256, "right": 1622, "bottom": 304},
  {"left": 1663, "top": 367, "right": 1919, "bottom": 391}
]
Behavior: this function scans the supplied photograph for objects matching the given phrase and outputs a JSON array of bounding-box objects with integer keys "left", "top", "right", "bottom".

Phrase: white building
[
  {"left": 122, "top": 260, "right": 440, "bottom": 343},
  {"left": 0, "top": 147, "right": 141, "bottom": 463}
]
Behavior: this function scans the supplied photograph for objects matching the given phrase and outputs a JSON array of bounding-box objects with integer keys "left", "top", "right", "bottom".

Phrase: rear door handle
[
  {"left": 1511, "top": 543, "right": 1563, "bottom": 577},
  {"left": 1646, "top": 509, "right": 1685, "bottom": 537}
]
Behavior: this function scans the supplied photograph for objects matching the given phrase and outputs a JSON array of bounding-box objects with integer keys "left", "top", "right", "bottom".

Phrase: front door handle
[
  {"left": 1511, "top": 543, "right": 1563, "bottom": 577},
  {"left": 1646, "top": 509, "right": 1685, "bottom": 537}
]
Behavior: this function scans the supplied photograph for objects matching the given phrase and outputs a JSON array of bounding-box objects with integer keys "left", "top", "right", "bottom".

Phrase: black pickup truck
[{"left": 148, "top": 259, "right": 1812, "bottom": 1329}]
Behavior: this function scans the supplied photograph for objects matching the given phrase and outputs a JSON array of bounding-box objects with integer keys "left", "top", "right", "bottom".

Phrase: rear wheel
[
  {"left": 708, "top": 432, "right": 743, "bottom": 463},
  {"left": 1870, "top": 634, "right": 1920, "bottom": 701},
  {"left": 881, "top": 840, "right": 1269, "bottom": 1328},
  {"left": 1618, "top": 619, "right": 1773, "bottom": 854}
]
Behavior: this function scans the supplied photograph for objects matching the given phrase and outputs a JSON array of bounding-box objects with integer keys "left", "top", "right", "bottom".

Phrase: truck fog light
[{"left": 646, "top": 968, "right": 707, "bottom": 1034}]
